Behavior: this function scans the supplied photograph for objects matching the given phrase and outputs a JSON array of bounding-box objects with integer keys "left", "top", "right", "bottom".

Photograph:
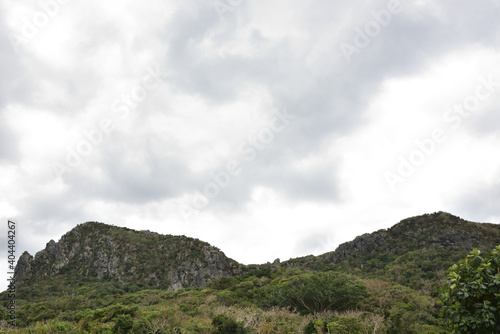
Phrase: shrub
[
  {"left": 93, "top": 304, "right": 138, "bottom": 322},
  {"left": 113, "top": 314, "right": 134, "bottom": 333},
  {"left": 304, "top": 321, "right": 316, "bottom": 334},
  {"left": 329, "top": 316, "right": 363, "bottom": 334},
  {"left": 212, "top": 314, "right": 249, "bottom": 334},
  {"left": 274, "top": 272, "right": 367, "bottom": 314},
  {"left": 440, "top": 246, "right": 500, "bottom": 333}
]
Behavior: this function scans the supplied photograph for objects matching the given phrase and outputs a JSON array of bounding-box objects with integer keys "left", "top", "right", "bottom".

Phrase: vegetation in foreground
[
  {"left": 2, "top": 212, "right": 500, "bottom": 333},
  {"left": 1, "top": 267, "right": 448, "bottom": 333},
  {"left": 439, "top": 246, "right": 500, "bottom": 333}
]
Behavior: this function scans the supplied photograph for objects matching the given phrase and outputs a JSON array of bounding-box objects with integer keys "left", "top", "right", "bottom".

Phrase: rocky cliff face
[
  {"left": 323, "top": 212, "right": 500, "bottom": 263},
  {"left": 14, "top": 222, "right": 242, "bottom": 290},
  {"left": 14, "top": 212, "right": 500, "bottom": 292},
  {"left": 329, "top": 230, "right": 389, "bottom": 264},
  {"left": 280, "top": 212, "right": 500, "bottom": 271}
]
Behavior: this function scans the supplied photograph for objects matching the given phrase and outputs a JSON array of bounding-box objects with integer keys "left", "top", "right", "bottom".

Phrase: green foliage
[
  {"left": 1, "top": 266, "right": 448, "bottom": 333},
  {"left": 319, "top": 212, "right": 500, "bottom": 293},
  {"left": 303, "top": 312, "right": 389, "bottom": 334},
  {"left": 440, "top": 246, "right": 500, "bottom": 333},
  {"left": 212, "top": 314, "right": 249, "bottom": 334},
  {"left": 92, "top": 304, "right": 138, "bottom": 322},
  {"left": 9, "top": 320, "right": 82, "bottom": 333},
  {"left": 387, "top": 300, "right": 445, "bottom": 334},
  {"left": 8, "top": 212, "right": 495, "bottom": 333},
  {"left": 327, "top": 316, "right": 363, "bottom": 334},
  {"left": 304, "top": 321, "right": 316, "bottom": 334},
  {"left": 274, "top": 272, "right": 367, "bottom": 314},
  {"left": 113, "top": 314, "right": 134, "bottom": 333},
  {"left": 13, "top": 221, "right": 243, "bottom": 296},
  {"left": 209, "top": 277, "right": 241, "bottom": 290}
]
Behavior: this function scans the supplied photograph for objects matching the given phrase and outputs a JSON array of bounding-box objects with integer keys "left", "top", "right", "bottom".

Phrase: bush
[
  {"left": 113, "top": 314, "right": 134, "bottom": 333},
  {"left": 93, "top": 304, "right": 138, "bottom": 322},
  {"left": 209, "top": 277, "right": 240, "bottom": 290},
  {"left": 439, "top": 246, "right": 500, "bottom": 333},
  {"left": 274, "top": 272, "right": 367, "bottom": 314},
  {"left": 27, "top": 320, "right": 81, "bottom": 334},
  {"left": 329, "top": 316, "right": 363, "bottom": 334},
  {"left": 212, "top": 314, "right": 249, "bottom": 334},
  {"left": 304, "top": 321, "right": 316, "bottom": 334}
]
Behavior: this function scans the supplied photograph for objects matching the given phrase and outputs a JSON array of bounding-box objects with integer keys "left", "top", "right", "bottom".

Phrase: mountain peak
[
  {"left": 300, "top": 212, "right": 500, "bottom": 273},
  {"left": 14, "top": 213, "right": 500, "bottom": 293},
  {"left": 15, "top": 222, "right": 242, "bottom": 290}
]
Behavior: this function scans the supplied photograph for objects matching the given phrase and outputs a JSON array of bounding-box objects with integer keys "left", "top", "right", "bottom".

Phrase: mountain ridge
[
  {"left": 13, "top": 211, "right": 500, "bottom": 292},
  {"left": 5, "top": 211, "right": 500, "bottom": 333},
  {"left": 15, "top": 221, "right": 242, "bottom": 290}
]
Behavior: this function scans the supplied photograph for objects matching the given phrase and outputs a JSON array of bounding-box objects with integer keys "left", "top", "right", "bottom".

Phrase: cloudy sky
[{"left": 1, "top": 0, "right": 500, "bottom": 270}]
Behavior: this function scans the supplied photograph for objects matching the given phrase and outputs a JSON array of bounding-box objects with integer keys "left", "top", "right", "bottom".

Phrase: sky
[{"left": 1, "top": 0, "right": 500, "bottom": 271}]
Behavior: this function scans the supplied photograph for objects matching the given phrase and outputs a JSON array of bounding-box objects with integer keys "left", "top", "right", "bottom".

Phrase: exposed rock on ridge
[
  {"left": 14, "top": 212, "right": 500, "bottom": 292},
  {"left": 14, "top": 222, "right": 242, "bottom": 290},
  {"left": 280, "top": 212, "right": 500, "bottom": 271},
  {"left": 327, "top": 212, "right": 499, "bottom": 261}
]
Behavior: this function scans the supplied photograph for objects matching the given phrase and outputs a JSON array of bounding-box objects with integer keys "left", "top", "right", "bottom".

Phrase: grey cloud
[
  {"left": 0, "top": 114, "right": 19, "bottom": 163},
  {"left": 292, "top": 232, "right": 335, "bottom": 257},
  {"left": 59, "top": 137, "right": 200, "bottom": 204},
  {"left": 468, "top": 109, "right": 500, "bottom": 136},
  {"left": 0, "top": 24, "right": 27, "bottom": 162},
  {"left": 3, "top": 0, "right": 500, "bottom": 264},
  {"left": 18, "top": 188, "right": 88, "bottom": 223},
  {"left": 191, "top": 146, "right": 340, "bottom": 212},
  {"left": 153, "top": 0, "right": 500, "bottom": 211},
  {"left": 452, "top": 182, "right": 500, "bottom": 223}
]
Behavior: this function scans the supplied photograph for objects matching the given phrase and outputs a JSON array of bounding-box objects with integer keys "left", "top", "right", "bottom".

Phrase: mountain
[
  {"left": 14, "top": 212, "right": 500, "bottom": 292},
  {"left": 14, "top": 221, "right": 242, "bottom": 290},
  {"left": 4, "top": 212, "right": 500, "bottom": 333},
  {"left": 278, "top": 212, "right": 500, "bottom": 290}
]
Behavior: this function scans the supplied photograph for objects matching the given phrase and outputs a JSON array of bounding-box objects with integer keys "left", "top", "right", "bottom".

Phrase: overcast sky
[{"left": 1, "top": 0, "right": 500, "bottom": 271}]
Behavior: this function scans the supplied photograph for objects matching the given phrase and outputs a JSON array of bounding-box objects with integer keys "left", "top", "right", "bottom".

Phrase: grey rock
[{"left": 13, "top": 221, "right": 242, "bottom": 290}]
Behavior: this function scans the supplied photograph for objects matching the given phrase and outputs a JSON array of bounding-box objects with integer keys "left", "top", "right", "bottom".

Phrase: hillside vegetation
[{"left": 1, "top": 212, "right": 499, "bottom": 333}]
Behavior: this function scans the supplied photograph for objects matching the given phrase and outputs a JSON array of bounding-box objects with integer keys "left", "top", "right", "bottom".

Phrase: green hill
[
  {"left": 14, "top": 221, "right": 242, "bottom": 291},
  {"left": 1, "top": 212, "right": 499, "bottom": 333}
]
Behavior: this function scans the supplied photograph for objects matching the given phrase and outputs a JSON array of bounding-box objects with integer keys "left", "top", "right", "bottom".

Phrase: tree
[
  {"left": 212, "top": 315, "right": 249, "bottom": 334},
  {"left": 113, "top": 314, "right": 134, "bottom": 333},
  {"left": 439, "top": 246, "right": 500, "bottom": 333},
  {"left": 274, "top": 272, "right": 367, "bottom": 314}
]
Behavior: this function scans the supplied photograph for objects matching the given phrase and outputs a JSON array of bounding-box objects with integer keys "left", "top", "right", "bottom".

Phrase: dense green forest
[
  {"left": 1, "top": 268, "right": 446, "bottom": 333},
  {"left": 1, "top": 212, "right": 499, "bottom": 333}
]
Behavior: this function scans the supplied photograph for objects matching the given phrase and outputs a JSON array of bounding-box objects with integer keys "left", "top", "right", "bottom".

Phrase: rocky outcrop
[
  {"left": 14, "top": 222, "right": 242, "bottom": 290},
  {"left": 13, "top": 252, "right": 33, "bottom": 283},
  {"left": 330, "top": 231, "right": 389, "bottom": 264},
  {"left": 14, "top": 212, "right": 500, "bottom": 291},
  {"left": 322, "top": 212, "right": 500, "bottom": 264},
  {"left": 281, "top": 212, "right": 500, "bottom": 271}
]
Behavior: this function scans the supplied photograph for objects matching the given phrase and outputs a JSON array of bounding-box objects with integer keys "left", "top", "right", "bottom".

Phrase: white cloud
[{"left": 1, "top": 0, "right": 500, "bottom": 269}]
